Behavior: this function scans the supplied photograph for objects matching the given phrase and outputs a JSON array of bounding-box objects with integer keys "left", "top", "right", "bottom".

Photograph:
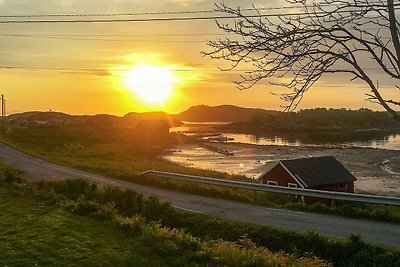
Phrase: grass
[
  {"left": 0, "top": 165, "right": 330, "bottom": 266},
  {"left": 1, "top": 125, "right": 400, "bottom": 224},
  {"left": 2, "top": 166, "right": 400, "bottom": 266},
  {"left": 0, "top": 184, "right": 171, "bottom": 266}
]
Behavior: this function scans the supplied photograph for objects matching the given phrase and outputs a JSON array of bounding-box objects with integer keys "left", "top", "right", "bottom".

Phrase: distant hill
[
  {"left": 176, "top": 105, "right": 278, "bottom": 122},
  {"left": 8, "top": 111, "right": 182, "bottom": 128},
  {"left": 8, "top": 111, "right": 71, "bottom": 121}
]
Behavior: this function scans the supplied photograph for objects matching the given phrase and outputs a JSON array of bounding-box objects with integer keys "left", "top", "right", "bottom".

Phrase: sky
[{"left": 0, "top": 0, "right": 398, "bottom": 115}]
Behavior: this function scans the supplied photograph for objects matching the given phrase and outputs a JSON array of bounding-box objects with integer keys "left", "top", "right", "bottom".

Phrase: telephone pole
[{"left": 1, "top": 94, "right": 5, "bottom": 132}]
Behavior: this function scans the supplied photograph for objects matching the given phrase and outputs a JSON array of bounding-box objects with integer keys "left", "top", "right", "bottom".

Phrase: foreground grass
[
  {"left": 0, "top": 184, "right": 170, "bottom": 266},
  {"left": 0, "top": 168, "right": 328, "bottom": 266},
  {"left": 1, "top": 125, "right": 400, "bottom": 224},
  {"left": 2, "top": 163, "right": 400, "bottom": 266}
]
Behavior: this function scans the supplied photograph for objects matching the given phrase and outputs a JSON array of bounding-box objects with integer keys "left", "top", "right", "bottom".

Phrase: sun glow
[{"left": 125, "top": 65, "right": 175, "bottom": 104}]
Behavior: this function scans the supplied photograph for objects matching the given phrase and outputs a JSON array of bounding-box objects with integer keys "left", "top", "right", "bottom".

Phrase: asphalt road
[{"left": 0, "top": 143, "right": 399, "bottom": 248}]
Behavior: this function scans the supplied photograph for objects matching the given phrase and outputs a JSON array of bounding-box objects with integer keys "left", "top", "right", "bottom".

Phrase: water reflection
[
  {"left": 171, "top": 124, "right": 400, "bottom": 150},
  {"left": 223, "top": 133, "right": 400, "bottom": 150}
]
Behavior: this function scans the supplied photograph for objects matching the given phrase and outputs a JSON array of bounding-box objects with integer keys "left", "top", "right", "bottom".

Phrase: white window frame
[
  {"left": 288, "top": 183, "right": 298, "bottom": 188},
  {"left": 266, "top": 180, "right": 278, "bottom": 186}
]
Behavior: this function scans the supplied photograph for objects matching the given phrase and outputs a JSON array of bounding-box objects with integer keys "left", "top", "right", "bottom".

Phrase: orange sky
[{"left": 0, "top": 0, "right": 397, "bottom": 115}]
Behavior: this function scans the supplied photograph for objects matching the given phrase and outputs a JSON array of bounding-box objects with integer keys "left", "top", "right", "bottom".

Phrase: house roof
[
  {"left": 260, "top": 156, "right": 356, "bottom": 187},
  {"left": 135, "top": 119, "right": 171, "bottom": 129}
]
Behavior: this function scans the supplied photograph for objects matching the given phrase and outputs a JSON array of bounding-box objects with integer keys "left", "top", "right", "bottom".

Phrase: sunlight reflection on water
[{"left": 223, "top": 133, "right": 400, "bottom": 150}]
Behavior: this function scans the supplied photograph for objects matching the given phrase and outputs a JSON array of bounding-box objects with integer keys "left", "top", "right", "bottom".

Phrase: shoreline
[{"left": 164, "top": 142, "right": 400, "bottom": 197}]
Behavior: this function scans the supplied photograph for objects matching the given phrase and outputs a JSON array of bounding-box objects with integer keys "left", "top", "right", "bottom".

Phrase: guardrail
[{"left": 140, "top": 170, "right": 400, "bottom": 206}]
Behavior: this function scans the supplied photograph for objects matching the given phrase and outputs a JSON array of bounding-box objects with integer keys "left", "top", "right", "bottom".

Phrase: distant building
[
  {"left": 258, "top": 156, "right": 356, "bottom": 204},
  {"left": 131, "top": 119, "right": 171, "bottom": 147},
  {"left": 135, "top": 119, "right": 170, "bottom": 135}
]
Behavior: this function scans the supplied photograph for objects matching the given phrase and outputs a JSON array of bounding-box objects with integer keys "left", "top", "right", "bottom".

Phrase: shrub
[
  {"left": 113, "top": 215, "right": 145, "bottom": 233},
  {"left": 94, "top": 202, "right": 117, "bottom": 220},
  {"left": 71, "top": 197, "right": 101, "bottom": 215},
  {"left": 98, "top": 186, "right": 144, "bottom": 216},
  {"left": 54, "top": 179, "right": 97, "bottom": 200},
  {"left": 141, "top": 195, "right": 173, "bottom": 221},
  {"left": 2, "top": 168, "right": 22, "bottom": 183}
]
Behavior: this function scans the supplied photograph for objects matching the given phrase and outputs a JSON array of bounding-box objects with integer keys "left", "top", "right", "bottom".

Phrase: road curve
[{"left": 0, "top": 143, "right": 399, "bottom": 248}]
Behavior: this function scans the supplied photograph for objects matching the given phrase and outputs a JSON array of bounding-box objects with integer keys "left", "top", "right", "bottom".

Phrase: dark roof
[
  {"left": 278, "top": 156, "right": 356, "bottom": 187},
  {"left": 135, "top": 119, "right": 171, "bottom": 129}
]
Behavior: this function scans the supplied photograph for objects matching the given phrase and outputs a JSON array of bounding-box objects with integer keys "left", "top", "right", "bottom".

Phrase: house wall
[
  {"left": 303, "top": 181, "right": 355, "bottom": 205},
  {"left": 259, "top": 164, "right": 301, "bottom": 187},
  {"left": 312, "top": 181, "right": 354, "bottom": 193}
]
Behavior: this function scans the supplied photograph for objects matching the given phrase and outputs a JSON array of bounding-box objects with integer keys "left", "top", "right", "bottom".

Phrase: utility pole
[{"left": 1, "top": 94, "right": 4, "bottom": 132}]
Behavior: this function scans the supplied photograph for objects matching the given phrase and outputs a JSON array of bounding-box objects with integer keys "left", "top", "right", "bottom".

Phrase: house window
[
  {"left": 338, "top": 183, "right": 348, "bottom": 191},
  {"left": 266, "top": 180, "right": 278, "bottom": 186},
  {"left": 288, "top": 183, "right": 298, "bottom": 188}
]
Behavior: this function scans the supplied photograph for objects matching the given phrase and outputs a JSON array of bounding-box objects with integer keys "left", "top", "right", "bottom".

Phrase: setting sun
[{"left": 125, "top": 65, "right": 175, "bottom": 104}]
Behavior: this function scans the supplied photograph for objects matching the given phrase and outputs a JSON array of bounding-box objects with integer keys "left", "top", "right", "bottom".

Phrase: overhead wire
[
  {"left": 0, "top": 33, "right": 212, "bottom": 43},
  {"left": 0, "top": 34, "right": 392, "bottom": 43},
  {"left": 0, "top": 1, "right": 398, "bottom": 18},
  {"left": 0, "top": 13, "right": 357, "bottom": 24},
  {"left": 0, "top": 65, "right": 396, "bottom": 73},
  {"left": 0, "top": 4, "right": 399, "bottom": 24}
]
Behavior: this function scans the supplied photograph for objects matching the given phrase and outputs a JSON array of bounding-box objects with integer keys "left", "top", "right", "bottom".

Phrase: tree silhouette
[{"left": 204, "top": 0, "right": 400, "bottom": 121}]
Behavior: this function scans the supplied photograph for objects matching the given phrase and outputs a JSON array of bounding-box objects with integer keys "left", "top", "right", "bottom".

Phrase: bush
[
  {"left": 71, "top": 197, "right": 101, "bottom": 215},
  {"left": 2, "top": 168, "right": 22, "bottom": 183},
  {"left": 99, "top": 185, "right": 143, "bottom": 216},
  {"left": 54, "top": 179, "right": 97, "bottom": 200},
  {"left": 141, "top": 195, "right": 173, "bottom": 221},
  {"left": 113, "top": 215, "right": 145, "bottom": 233}
]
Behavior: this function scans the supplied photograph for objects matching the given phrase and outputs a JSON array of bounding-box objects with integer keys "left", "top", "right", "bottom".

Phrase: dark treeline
[
  {"left": 216, "top": 108, "right": 400, "bottom": 143},
  {"left": 230, "top": 108, "right": 399, "bottom": 130}
]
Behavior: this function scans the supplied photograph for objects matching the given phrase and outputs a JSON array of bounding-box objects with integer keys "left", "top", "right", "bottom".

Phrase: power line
[
  {"left": 0, "top": 7, "right": 396, "bottom": 24},
  {"left": 0, "top": 2, "right": 392, "bottom": 18},
  {"left": 0, "top": 33, "right": 211, "bottom": 43},
  {"left": 0, "top": 14, "right": 338, "bottom": 24},
  {"left": 0, "top": 32, "right": 392, "bottom": 38},
  {"left": 0, "top": 65, "right": 396, "bottom": 73},
  {"left": 0, "top": 33, "right": 392, "bottom": 43},
  {"left": 0, "top": 33, "right": 227, "bottom": 37},
  {"left": 0, "top": 2, "right": 396, "bottom": 18}
]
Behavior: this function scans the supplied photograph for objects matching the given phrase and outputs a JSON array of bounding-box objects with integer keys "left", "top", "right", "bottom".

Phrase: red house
[{"left": 258, "top": 156, "right": 356, "bottom": 204}]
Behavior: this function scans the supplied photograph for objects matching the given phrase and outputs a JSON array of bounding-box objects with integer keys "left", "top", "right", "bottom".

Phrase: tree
[{"left": 204, "top": 0, "right": 400, "bottom": 121}]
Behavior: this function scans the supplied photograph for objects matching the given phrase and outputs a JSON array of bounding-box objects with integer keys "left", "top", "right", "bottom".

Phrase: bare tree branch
[{"left": 204, "top": 0, "right": 400, "bottom": 122}]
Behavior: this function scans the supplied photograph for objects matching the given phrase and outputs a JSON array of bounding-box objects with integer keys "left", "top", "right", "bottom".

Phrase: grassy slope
[
  {"left": 0, "top": 176, "right": 332, "bottom": 266},
  {"left": 0, "top": 184, "right": 170, "bottom": 266},
  {"left": 2, "top": 173, "right": 400, "bottom": 267}
]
